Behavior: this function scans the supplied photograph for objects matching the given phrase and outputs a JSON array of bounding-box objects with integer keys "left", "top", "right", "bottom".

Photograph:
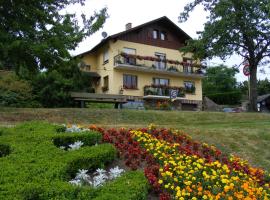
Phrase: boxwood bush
[
  {"left": 52, "top": 131, "right": 102, "bottom": 149},
  {"left": 0, "top": 122, "right": 149, "bottom": 199}
]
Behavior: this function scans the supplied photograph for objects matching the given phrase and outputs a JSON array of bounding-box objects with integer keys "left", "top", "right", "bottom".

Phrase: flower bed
[{"left": 91, "top": 125, "right": 270, "bottom": 199}]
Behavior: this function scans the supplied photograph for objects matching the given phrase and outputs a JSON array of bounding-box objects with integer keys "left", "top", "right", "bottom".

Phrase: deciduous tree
[
  {"left": 0, "top": 0, "right": 107, "bottom": 74},
  {"left": 179, "top": 0, "right": 270, "bottom": 111}
]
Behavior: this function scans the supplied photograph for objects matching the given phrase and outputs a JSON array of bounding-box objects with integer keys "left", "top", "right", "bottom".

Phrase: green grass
[
  {"left": 0, "top": 121, "right": 149, "bottom": 200},
  {"left": 1, "top": 107, "right": 270, "bottom": 170}
]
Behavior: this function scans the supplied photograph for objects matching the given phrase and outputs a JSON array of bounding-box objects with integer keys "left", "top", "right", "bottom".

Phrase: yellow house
[{"left": 77, "top": 16, "right": 204, "bottom": 110}]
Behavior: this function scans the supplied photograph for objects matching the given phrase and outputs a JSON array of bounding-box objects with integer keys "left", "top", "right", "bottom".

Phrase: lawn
[{"left": 1, "top": 107, "right": 270, "bottom": 171}]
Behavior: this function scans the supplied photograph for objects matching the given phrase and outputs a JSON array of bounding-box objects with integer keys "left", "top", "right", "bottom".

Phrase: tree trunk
[{"left": 249, "top": 64, "right": 258, "bottom": 112}]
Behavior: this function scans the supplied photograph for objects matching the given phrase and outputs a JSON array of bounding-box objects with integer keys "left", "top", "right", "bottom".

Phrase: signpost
[
  {"left": 170, "top": 89, "right": 178, "bottom": 101},
  {"left": 243, "top": 64, "right": 250, "bottom": 76}
]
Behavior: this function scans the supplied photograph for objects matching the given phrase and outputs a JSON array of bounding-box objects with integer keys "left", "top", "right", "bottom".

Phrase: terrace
[{"left": 114, "top": 53, "right": 205, "bottom": 78}]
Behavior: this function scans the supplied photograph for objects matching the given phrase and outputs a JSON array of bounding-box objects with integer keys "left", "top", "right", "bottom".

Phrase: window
[
  {"left": 103, "top": 49, "right": 109, "bottom": 64},
  {"left": 160, "top": 32, "right": 166, "bottom": 40},
  {"left": 183, "top": 58, "right": 193, "bottom": 73},
  {"left": 153, "top": 30, "right": 158, "bottom": 39},
  {"left": 123, "top": 47, "right": 136, "bottom": 65},
  {"left": 155, "top": 52, "right": 166, "bottom": 70},
  {"left": 184, "top": 81, "right": 195, "bottom": 94},
  {"left": 102, "top": 76, "right": 109, "bottom": 92},
  {"left": 123, "top": 74, "right": 137, "bottom": 89},
  {"left": 153, "top": 78, "right": 169, "bottom": 86}
]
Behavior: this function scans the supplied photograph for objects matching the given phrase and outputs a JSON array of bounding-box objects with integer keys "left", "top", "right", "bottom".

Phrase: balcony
[
  {"left": 114, "top": 53, "right": 204, "bottom": 78},
  {"left": 144, "top": 85, "right": 185, "bottom": 99}
]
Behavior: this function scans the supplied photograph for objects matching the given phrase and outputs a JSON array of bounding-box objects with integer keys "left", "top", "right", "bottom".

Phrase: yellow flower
[
  {"left": 158, "top": 179, "right": 163, "bottom": 184},
  {"left": 202, "top": 195, "right": 208, "bottom": 199}
]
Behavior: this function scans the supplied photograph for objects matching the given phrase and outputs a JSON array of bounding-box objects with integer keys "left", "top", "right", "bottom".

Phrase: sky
[{"left": 67, "top": 0, "right": 269, "bottom": 82}]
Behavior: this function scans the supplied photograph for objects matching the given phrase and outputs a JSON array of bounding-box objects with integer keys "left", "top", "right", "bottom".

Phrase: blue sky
[{"left": 67, "top": 0, "right": 269, "bottom": 82}]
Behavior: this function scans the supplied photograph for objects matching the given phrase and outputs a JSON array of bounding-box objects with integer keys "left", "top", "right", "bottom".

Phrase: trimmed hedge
[
  {"left": 65, "top": 144, "right": 116, "bottom": 179},
  {"left": 52, "top": 131, "right": 102, "bottom": 149},
  {"left": 207, "top": 91, "right": 242, "bottom": 105},
  {"left": 93, "top": 171, "right": 149, "bottom": 200},
  {"left": 0, "top": 122, "right": 149, "bottom": 200}
]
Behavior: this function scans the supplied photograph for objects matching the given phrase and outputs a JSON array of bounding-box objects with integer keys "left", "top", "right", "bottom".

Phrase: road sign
[
  {"left": 243, "top": 64, "right": 250, "bottom": 76},
  {"left": 170, "top": 89, "right": 178, "bottom": 99}
]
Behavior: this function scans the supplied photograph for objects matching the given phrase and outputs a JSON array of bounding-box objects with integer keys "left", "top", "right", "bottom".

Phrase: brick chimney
[{"left": 125, "top": 23, "right": 132, "bottom": 30}]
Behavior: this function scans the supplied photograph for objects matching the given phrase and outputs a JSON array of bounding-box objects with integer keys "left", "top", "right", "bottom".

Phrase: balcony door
[
  {"left": 183, "top": 58, "right": 193, "bottom": 73},
  {"left": 123, "top": 48, "right": 136, "bottom": 65},
  {"left": 155, "top": 52, "right": 166, "bottom": 70}
]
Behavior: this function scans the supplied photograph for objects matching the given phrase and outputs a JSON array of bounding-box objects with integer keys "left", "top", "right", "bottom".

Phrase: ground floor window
[{"left": 123, "top": 74, "right": 137, "bottom": 89}]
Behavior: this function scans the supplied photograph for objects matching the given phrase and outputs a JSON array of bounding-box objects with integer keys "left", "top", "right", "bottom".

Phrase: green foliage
[
  {"left": 65, "top": 145, "right": 116, "bottom": 179},
  {"left": 257, "top": 79, "right": 270, "bottom": 95},
  {"left": 0, "top": 122, "right": 148, "bottom": 199},
  {"left": 0, "top": 0, "right": 108, "bottom": 108},
  {"left": 54, "top": 124, "right": 67, "bottom": 133},
  {"left": 52, "top": 132, "right": 102, "bottom": 149},
  {"left": 32, "top": 62, "right": 93, "bottom": 107},
  {"left": 179, "top": 0, "right": 270, "bottom": 111},
  {"left": 203, "top": 65, "right": 242, "bottom": 104},
  {"left": 93, "top": 171, "right": 149, "bottom": 200},
  {"left": 239, "top": 78, "right": 270, "bottom": 97},
  {"left": 0, "top": 0, "right": 108, "bottom": 74},
  {"left": 207, "top": 91, "right": 242, "bottom": 105},
  {"left": 0, "top": 122, "right": 112, "bottom": 199},
  {"left": 179, "top": 0, "right": 270, "bottom": 61},
  {"left": 0, "top": 72, "right": 40, "bottom": 107},
  {"left": 0, "top": 144, "right": 10, "bottom": 157}
]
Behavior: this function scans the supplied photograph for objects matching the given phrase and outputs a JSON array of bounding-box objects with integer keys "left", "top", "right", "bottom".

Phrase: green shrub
[
  {"left": 207, "top": 91, "right": 242, "bottom": 105},
  {"left": 0, "top": 129, "right": 3, "bottom": 136},
  {"left": 52, "top": 132, "right": 102, "bottom": 149},
  {"left": 64, "top": 144, "right": 116, "bottom": 179},
  {"left": 54, "top": 124, "right": 66, "bottom": 133},
  {"left": 0, "top": 144, "right": 10, "bottom": 157},
  {"left": 93, "top": 171, "right": 149, "bottom": 200},
  {"left": 0, "top": 72, "right": 40, "bottom": 107}
]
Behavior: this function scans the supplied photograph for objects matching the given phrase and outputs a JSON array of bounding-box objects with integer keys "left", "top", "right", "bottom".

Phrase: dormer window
[
  {"left": 153, "top": 30, "right": 158, "bottom": 39},
  {"left": 160, "top": 32, "right": 166, "bottom": 40}
]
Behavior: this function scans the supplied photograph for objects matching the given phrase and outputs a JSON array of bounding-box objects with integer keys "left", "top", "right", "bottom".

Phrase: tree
[
  {"left": 179, "top": 0, "right": 270, "bottom": 111},
  {"left": 239, "top": 78, "right": 270, "bottom": 97},
  {"left": 33, "top": 60, "right": 94, "bottom": 107},
  {"left": 0, "top": 72, "right": 39, "bottom": 107},
  {"left": 0, "top": 0, "right": 108, "bottom": 74},
  {"left": 203, "top": 65, "right": 242, "bottom": 105}
]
